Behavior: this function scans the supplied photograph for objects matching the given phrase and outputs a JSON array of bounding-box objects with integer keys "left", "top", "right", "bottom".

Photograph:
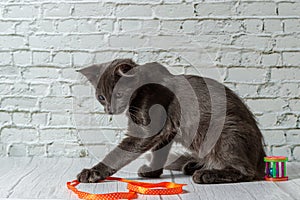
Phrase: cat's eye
[{"left": 98, "top": 95, "right": 105, "bottom": 101}]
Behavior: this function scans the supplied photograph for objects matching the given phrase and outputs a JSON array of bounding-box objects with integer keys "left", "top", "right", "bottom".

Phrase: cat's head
[{"left": 78, "top": 59, "right": 138, "bottom": 115}]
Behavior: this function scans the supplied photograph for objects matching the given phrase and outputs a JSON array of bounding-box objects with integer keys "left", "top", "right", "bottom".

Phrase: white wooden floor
[{"left": 0, "top": 158, "right": 300, "bottom": 200}]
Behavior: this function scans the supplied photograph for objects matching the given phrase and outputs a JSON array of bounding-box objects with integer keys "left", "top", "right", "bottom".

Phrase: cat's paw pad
[
  {"left": 138, "top": 165, "right": 163, "bottom": 178},
  {"left": 77, "top": 168, "right": 106, "bottom": 183}
]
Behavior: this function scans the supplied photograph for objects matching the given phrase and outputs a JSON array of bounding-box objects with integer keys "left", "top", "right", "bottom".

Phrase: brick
[
  {"left": 226, "top": 68, "right": 267, "bottom": 83},
  {"left": 31, "top": 113, "right": 48, "bottom": 126},
  {"left": 0, "top": 66, "right": 20, "bottom": 77},
  {"left": 47, "top": 142, "right": 65, "bottom": 157},
  {"left": 278, "top": 2, "right": 300, "bottom": 16},
  {"left": 275, "top": 113, "right": 298, "bottom": 128},
  {"left": 52, "top": 52, "right": 71, "bottom": 65},
  {"left": 96, "top": 19, "right": 114, "bottom": 32},
  {"left": 272, "top": 146, "right": 292, "bottom": 160},
  {"left": 32, "top": 51, "right": 51, "bottom": 65},
  {"left": 246, "top": 99, "right": 287, "bottom": 113},
  {"left": 49, "top": 82, "right": 71, "bottom": 96},
  {"left": 23, "top": 67, "right": 59, "bottom": 80},
  {"left": 56, "top": 19, "right": 77, "bottom": 32},
  {"left": 13, "top": 51, "right": 32, "bottom": 66},
  {"left": 271, "top": 68, "right": 300, "bottom": 81},
  {"left": 182, "top": 20, "right": 196, "bottom": 33},
  {"left": 71, "top": 85, "right": 93, "bottom": 96},
  {"left": 76, "top": 19, "right": 97, "bottom": 33},
  {"left": 64, "top": 144, "right": 87, "bottom": 157},
  {"left": 8, "top": 144, "right": 27, "bottom": 157},
  {"left": 286, "top": 130, "right": 300, "bottom": 144},
  {"left": 73, "top": 3, "right": 114, "bottom": 17},
  {"left": 233, "top": 35, "right": 273, "bottom": 50},
  {"left": 49, "top": 113, "right": 72, "bottom": 127},
  {"left": 187, "top": 67, "right": 225, "bottom": 82},
  {"left": 72, "top": 52, "right": 94, "bottom": 67},
  {"left": 31, "top": 83, "right": 50, "bottom": 96},
  {"left": 262, "top": 130, "right": 285, "bottom": 146},
  {"left": 0, "top": 36, "right": 25, "bottom": 49},
  {"left": 235, "top": 84, "right": 258, "bottom": 98},
  {"left": 73, "top": 97, "right": 104, "bottom": 113},
  {"left": 116, "top": 5, "right": 152, "bottom": 17},
  {"left": 283, "top": 52, "right": 300, "bottom": 66},
  {"left": 0, "top": 52, "right": 12, "bottom": 65},
  {"left": 28, "top": 145, "right": 45, "bottom": 156},
  {"left": 40, "top": 97, "right": 73, "bottom": 111},
  {"left": 264, "top": 19, "right": 283, "bottom": 33},
  {"left": 199, "top": 20, "right": 241, "bottom": 34},
  {"left": 12, "top": 83, "right": 49, "bottom": 97},
  {"left": 241, "top": 52, "right": 261, "bottom": 67},
  {"left": 29, "top": 35, "right": 72, "bottom": 49},
  {"left": 0, "top": 83, "right": 12, "bottom": 95},
  {"left": 3, "top": 5, "right": 39, "bottom": 18},
  {"left": 1, "top": 128, "right": 38, "bottom": 143},
  {"left": 70, "top": 34, "right": 106, "bottom": 49},
  {"left": 256, "top": 113, "right": 277, "bottom": 128},
  {"left": 294, "top": 146, "right": 300, "bottom": 161},
  {"left": 261, "top": 53, "right": 281, "bottom": 67},
  {"left": 43, "top": 3, "right": 72, "bottom": 17},
  {"left": 257, "top": 83, "right": 280, "bottom": 98},
  {"left": 12, "top": 112, "right": 31, "bottom": 125},
  {"left": 2, "top": 97, "right": 38, "bottom": 110},
  {"left": 279, "top": 83, "right": 300, "bottom": 97},
  {"left": 276, "top": 35, "right": 300, "bottom": 49},
  {"left": 32, "top": 20, "right": 56, "bottom": 33},
  {"left": 120, "top": 20, "right": 142, "bottom": 32},
  {"left": 154, "top": 5, "right": 194, "bottom": 18},
  {"left": 61, "top": 68, "right": 79, "bottom": 80},
  {"left": 149, "top": 36, "right": 191, "bottom": 48},
  {"left": 15, "top": 21, "right": 31, "bottom": 35},
  {"left": 109, "top": 35, "right": 146, "bottom": 48},
  {"left": 243, "top": 19, "right": 263, "bottom": 33},
  {"left": 0, "top": 112, "right": 11, "bottom": 125},
  {"left": 284, "top": 19, "right": 300, "bottom": 33},
  {"left": 289, "top": 99, "right": 300, "bottom": 111},
  {"left": 194, "top": 2, "right": 234, "bottom": 16},
  {"left": 77, "top": 129, "right": 116, "bottom": 144},
  {"left": 219, "top": 51, "right": 241, "bottom": 66},
  {"left": 0, "top": 143, "right": 5, "bottom": 156},
  {"left": 40, "top": 129, "right": 69, "bottom": 142},
  {"left": 236, "top": 2, "right": 276, "bottom": 16},
  {"left": 0, "top": 21, "right": 15, "bottom": 33}
]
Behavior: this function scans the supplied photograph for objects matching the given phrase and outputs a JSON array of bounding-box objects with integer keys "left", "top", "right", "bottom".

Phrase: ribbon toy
[{"left": 67, "top": 177, "right": 186, "bottom": 200}]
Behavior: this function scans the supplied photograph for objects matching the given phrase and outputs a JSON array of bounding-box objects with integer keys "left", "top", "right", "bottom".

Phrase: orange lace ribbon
[{"left": 67, "top": 177, "right": 186, "bottom": 200}]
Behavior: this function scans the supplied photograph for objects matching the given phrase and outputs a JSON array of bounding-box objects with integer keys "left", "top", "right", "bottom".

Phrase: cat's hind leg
[{"left": 192, "top": 167, "right": 255, "bottom": 184}]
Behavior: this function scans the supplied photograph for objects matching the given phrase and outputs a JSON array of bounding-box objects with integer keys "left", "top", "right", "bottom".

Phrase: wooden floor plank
[
  {"left": 0, "top": 158, "right": 35, "bottom": 198},
  {"left": 0, "top": 158, "right": 299, "bottom": 200}
]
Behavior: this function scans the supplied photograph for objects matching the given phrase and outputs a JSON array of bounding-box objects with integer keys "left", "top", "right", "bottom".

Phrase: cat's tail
[{"left": 164, "top": 153, "right": 195, "bottom": 171}]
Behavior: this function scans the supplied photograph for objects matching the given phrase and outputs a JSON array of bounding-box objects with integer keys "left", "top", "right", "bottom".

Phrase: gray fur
[{"left": 77, "top": 59, "right": 266, "bottom": 184}]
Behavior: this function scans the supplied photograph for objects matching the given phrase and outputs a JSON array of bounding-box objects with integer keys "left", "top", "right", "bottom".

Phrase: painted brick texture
[{"left": 0, "top": 0, "right": 299, "bottom": 161}]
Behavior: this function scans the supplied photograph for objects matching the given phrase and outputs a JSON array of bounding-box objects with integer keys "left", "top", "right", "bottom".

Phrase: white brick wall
[{"left": 0, "top": 0, "right": 299, "bottom": 161}]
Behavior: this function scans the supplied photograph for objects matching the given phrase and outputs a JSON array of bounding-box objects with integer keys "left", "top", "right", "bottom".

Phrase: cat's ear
[
  {"left": 77, "top": 64, "right": 102, "bottom": 87},
  {"left": 114, "top": 60, "right": 137, "bottom": 78}
]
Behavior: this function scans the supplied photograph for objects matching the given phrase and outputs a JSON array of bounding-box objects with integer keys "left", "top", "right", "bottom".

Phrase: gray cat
[{"left": 77, "top": 59, "right": 266, "bottom": 184}]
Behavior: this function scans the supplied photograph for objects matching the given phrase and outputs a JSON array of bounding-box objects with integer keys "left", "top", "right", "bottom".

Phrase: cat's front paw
[
  {"left": 138, "top": 164, "right": 163, "bottom": 178},
  {"left": 77, "top": 168, "right": 107, "bottom": 183}
]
